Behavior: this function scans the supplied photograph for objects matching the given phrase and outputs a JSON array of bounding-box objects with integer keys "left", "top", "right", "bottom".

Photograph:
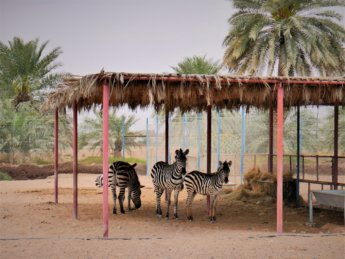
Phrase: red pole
[
  {"left": 54, "top": 109, "right": 59, "bottom": 204},
  {"left": 276, "top": 83, "right": 284, "bottom": 234},
  {"left": 207, "top": 105, "right": 211, "bottom": 215},
  {"left": 102, "top": 82, "right": 110, "bottom": 239},
  {"left": 72, "top": 102, "right": 78, "bottom": 219}
]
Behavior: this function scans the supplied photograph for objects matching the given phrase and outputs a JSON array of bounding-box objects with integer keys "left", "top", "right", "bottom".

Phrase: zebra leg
[
  {"left": 127, "top": 187, "right": 132, "bottom": 211},
  {"left": 165, "top": 189, "right": 172, "bottom": 219},
  {"left": 186, "top": 191, "right": 196, "bottom": 221},
  {"left": 173, "top": 189, "right": 180, "bottom": 219},
  {"left": 110, "top": 185, "right": 117, "bottom": 214},
  {"left": 118, "top": 187, "right": 126, "bottom": 214},
  {"left": 210, "top": 195, "right": 217, "bottom": 222},
  {"left": 154, "top": 187, "right": 164, "bottom": 217}
]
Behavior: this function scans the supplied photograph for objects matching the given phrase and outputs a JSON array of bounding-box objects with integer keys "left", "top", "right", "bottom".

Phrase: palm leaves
[
  {"left": 223, "top": 0, "right": 345, "bottom": 76},
  {"left": 171, "top": 55, "right": 222, "bottom": 75},
  {"left": 0, "top": 37, "right": 63, "bottom": 105},
  {"left": 79, "top": 111, "right": 143, "bottom": 157}
]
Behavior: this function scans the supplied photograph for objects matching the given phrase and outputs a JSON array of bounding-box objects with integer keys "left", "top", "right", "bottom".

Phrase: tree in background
[
  {"left": 223, "top": 0, "right": 345, "bottom": 76},
  {"left": 79, "top": 111, "right": 143, "bottom": 157},
  {"left": 172, "top": 55, "right": 222, "bottom": 75},
  {"left": 0, "top": 37, "right": 63, "bottom": 106}
]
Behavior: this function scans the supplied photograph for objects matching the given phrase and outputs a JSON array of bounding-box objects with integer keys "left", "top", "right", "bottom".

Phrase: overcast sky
[
  {"left": 0, "top": 0, "right": 235, "bottom": 129},
  {"left": 0, "top": 0, "right": 233, "bottom": 75}
]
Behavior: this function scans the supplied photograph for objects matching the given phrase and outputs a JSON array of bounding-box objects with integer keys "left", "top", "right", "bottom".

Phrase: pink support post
[
  {"left": 102, "top": 82, "right": 110, "bottom": 239},
  {"left": 54, "top": 109, "right": 59, "bottom": 204},
  {"left": 72, "top": 102, "right": 78, "bottom": 219},
  {"left": 276, "top": 83, "right": 284, "bottom": 234}
]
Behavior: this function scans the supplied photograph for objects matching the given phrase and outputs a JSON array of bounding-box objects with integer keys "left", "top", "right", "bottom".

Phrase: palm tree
[
  {"left": 223, "top": 0, "right": 345, "bottom": 76},
  {"left": 170, "top": 55, "right": 222, "bottom": 153},
  {"left": 172, "top": 55, "right": 222, "bottom": 75},
  {"left": 79, "top": 112, "right": 143, "bottom": 157},
  {"left": 0, "top": 37, "right": 63, "bottom": 106}
]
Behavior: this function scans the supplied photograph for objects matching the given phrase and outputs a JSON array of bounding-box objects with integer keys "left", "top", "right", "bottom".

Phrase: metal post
[
  {"left": 165, "top": 110, "right": 169, "bottom": 163},
  {"left": 269, "top": 105, "right": 274, "bottom": 173},
  {"left": 296, "top": 106, "right": 300, "bottom": 205},
  {"left": 72, "top": 102, "right": 78, "bottom": 219},
  {"left": 155, "top": 115, "right": 158, "bottom": 162},
  {"left": 146, "top": 117, "right": 149, "bottom": 176},
  {"left": 240, "top": 107, "right": 246, "bottom": 184},
  {"left": 276, "top": 83, "right": 284, "bottom": 234},
  {"left": 207, "top": 105, "right": 212, "bottom": 174},
  {"left": 121, "top": 115, "right": 125, "bottom": 158},
  {"left": 102, "top": 83, "right": 110, "bottom": 239},
  {"left": 333, "top": 105, "right": 339, "bottom": 190},
  {"left": 54, "top": 109, "right": 58, "bottom": 204},
  {"left": 207, "top": 105, "right": 212, "bottom": 215},
  {"left": 182, "top": 114, "right": 186, "bottom": 149},
  {"left": 197, "top": 113, "right": 201, "bottom": 171},
  {"left": 217, "top": 110, "right": 221, "bottom": 168}
]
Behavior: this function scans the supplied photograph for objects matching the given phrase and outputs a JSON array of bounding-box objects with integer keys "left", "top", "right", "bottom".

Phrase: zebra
[
  {"left": 95, "top": 161, "right": 144, "bottom": 214},
  {"left": 184, "top": 160, "right": 232, "bottom": 222},
  {"left": 151, "top": 148, "right": 189, "bottom": 219}
]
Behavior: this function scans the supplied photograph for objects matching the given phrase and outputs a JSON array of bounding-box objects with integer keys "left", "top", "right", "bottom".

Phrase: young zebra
[
  {"left": 151, "top": 148, "right": 189, "bottom": 219},
  {"left": 184, "top": 160, "right": 232, "bottom": 222},
  {"left": 95, "top": 161, "right": 144, "bottom": 214}
]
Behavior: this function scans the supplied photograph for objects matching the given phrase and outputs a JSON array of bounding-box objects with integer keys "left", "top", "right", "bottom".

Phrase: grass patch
[
  {"left": 79, "top": 156, "right": 146, "bottom": 165},
  {"left": 33, "top": 158, "right": 52, "bottom": 165},
  {"left": 0, "top": 171, "right": 12, "bottom": 181}
]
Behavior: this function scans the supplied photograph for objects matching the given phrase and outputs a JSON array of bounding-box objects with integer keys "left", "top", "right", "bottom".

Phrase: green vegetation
[
  {"left": 224, "top": 0, "right": 345, "bottom": 76},
  {"left": 0, "top": 171, "right": 12, "bottom": 181},
  {"left": 79, "top": 112, "right": 143, "bottom": 157},
  {"left": 79, "top": 156, "right": 146, "bottom": 165}
]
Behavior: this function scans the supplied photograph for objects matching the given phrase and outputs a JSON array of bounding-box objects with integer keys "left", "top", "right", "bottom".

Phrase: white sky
[{"left": 1, "top": 0, "right": 344, "bottom": 130}]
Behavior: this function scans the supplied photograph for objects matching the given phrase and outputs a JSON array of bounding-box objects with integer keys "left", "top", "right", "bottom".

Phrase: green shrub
[{"left": 0, "top": 171, "right": 12, "bottom": 181}]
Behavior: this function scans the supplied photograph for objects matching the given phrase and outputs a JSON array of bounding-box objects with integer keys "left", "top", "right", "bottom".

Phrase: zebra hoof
[
  {"left": 209, "top": 217, "right": 216, "bottom": 223},
  {"left": 156, "top": 214, "right": 162, "bottom": 218},
  {"left": 187, "top": 216, "right": 193, "bottom": 221},
  {"left": 120, "top": 210, "right": 125, "bottom": 214},
  {"left": 112, "top": 209, "right": 117, "bottom": 214},
  {"left": 174, "top": 214, "right": 179, "bottom": 220}
]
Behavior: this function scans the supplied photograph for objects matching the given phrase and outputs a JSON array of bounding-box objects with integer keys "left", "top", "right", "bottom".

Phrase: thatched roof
[{"left": 44, "top": 72, "right": 345, "bottom": 112}]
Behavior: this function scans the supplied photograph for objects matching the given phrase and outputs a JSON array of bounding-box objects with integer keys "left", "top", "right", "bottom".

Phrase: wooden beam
[
  {"left": 276, "top": 83, "right": 284, "bottom": 234},
  {"left": 102, "top": 83, "right": 110, "bottom": 239},
  {"left": 72, "top": 102, "right": 78, "bottom": 219}
]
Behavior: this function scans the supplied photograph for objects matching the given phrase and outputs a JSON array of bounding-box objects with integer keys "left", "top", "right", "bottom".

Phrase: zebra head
[
  {"left": 217, "top": 160, "right": 232, "bottom": 184},
  {"left": 129, "top": 163, "right": 144, "bottom": 209},
  {"left": 175, "top": 148, "right": 189, "bottom": 176},
  {"left": 95, "top": 175, "right": 103, "bottom": 187}
]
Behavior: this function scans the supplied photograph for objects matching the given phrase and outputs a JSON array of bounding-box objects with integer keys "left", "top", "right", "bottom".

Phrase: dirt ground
[{"left": 0, "top": 174, "right": 344, "bottom": 259}]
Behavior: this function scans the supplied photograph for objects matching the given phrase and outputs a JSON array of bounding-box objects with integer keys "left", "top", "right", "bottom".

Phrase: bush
[{"left": 0, "top": 171, "right": 12, "bottom": 181}]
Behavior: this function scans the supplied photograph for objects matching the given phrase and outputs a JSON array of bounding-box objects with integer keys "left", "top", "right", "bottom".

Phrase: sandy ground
[{"left": 1, "top": 174, "right": 344, "bottom": 259}]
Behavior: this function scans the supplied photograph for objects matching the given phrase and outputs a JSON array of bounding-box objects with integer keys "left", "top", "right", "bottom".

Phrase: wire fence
[{"left": 1, "top": 106, "right": 344, "bottom": 184}]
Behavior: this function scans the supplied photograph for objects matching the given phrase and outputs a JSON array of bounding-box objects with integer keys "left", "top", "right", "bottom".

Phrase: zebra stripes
[
  {"left": 95, "top": 161, "right": 143, "bottom": 214},
  {"left": 151, "top": 148, "right": 189, "bottom": 219},
  {"left": 184, "top": 160, "right": 232, "bottom": 222}
]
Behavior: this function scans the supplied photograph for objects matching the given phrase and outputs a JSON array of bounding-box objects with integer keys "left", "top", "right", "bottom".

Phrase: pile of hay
[{"left": 223, "top": 168, "right": 294, "bottom": 203}]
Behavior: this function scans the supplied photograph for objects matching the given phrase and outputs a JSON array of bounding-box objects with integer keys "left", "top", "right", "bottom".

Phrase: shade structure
[{"left": 46, "top": 71, "right": 345, "bottom": 236}]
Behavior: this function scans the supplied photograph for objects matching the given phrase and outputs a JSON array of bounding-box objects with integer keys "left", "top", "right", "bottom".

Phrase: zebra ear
[
  {"left": 140, "top": 185, "right": 145, "bottom": 188},
  {"left": 131, "top": 163, "right": 137, "bottom": 168},
  {"left": 228, "top": 160, "right": 232, "bottom": 166},
  {"left": 175, "top": 149, "right": 179, "bottom": 155},
  {"left": 184, "top": 149, "right": 189, "bottom": 155}
]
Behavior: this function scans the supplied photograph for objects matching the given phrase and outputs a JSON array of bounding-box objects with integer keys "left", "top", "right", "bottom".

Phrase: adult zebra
[
  {"left": 151, "top": 148, "right": 189, "bottom": 219},
  {"left": 95, "top": 161, "right": 144, "bottom": 214},
  {"left": 184, "top": 160, "right": 232, "bottom": 222}
]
